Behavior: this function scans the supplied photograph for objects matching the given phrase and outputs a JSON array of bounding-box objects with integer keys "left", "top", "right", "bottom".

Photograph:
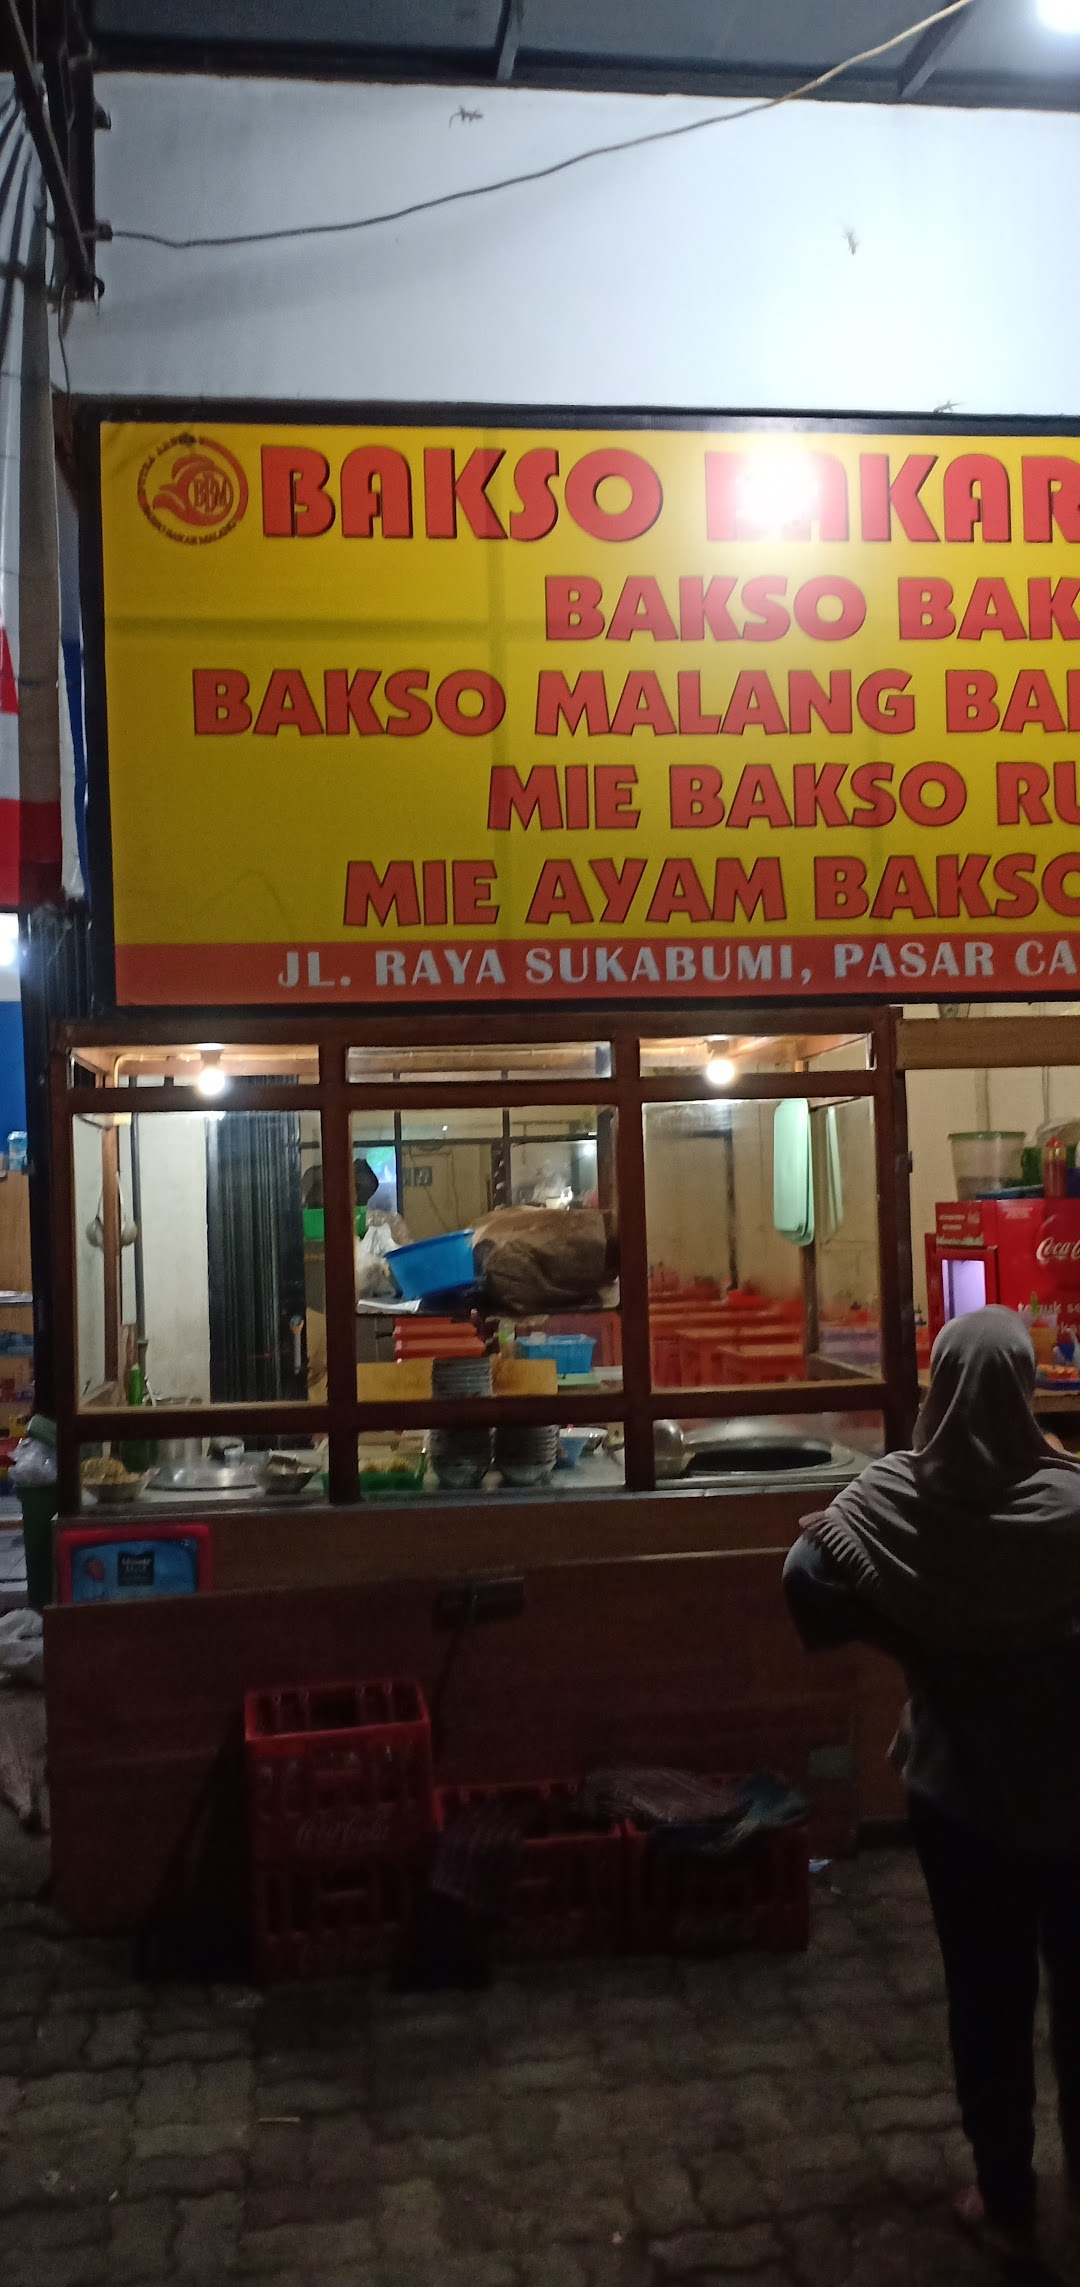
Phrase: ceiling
[{"left": 87, "top": 0, "right": 1080, "bottom": 111}]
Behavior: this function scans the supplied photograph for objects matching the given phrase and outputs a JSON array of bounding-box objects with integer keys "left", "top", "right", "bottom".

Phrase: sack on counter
[{"left": 473, "top": 1207, "right": 618, "bottom": 1314}]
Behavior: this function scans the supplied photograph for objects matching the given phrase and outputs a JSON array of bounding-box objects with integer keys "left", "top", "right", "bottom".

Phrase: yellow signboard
[{"left": 96, "top": 416, "right": 1080, "bottom": 1004}]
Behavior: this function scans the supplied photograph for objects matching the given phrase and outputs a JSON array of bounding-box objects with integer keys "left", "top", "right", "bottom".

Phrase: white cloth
[{"left": 354, "top": 1207, "right": 410, "bottom": 1298}]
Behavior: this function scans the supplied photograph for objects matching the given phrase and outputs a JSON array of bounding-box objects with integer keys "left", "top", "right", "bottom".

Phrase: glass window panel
[
  {"left": 349, "top": 1104, "right": 620, "bottom": 1400},
  {"left": 654, "top": 1411, "right": 884, "bottom": 1486},
  {"left": 639, "top": 1033, "right": 870, "bottom": 1077},
  {"left": 812, "top": 1100, "right": 882, "bottom": 1376},
  {"left": 645, "top": 1095, "right": 879, "bottom": 1390},
  {"left": 356, "top": 1423, "right": 624, "bottom": 1503},
  {"left": 75, "top": 1439, "right": 327, "bottom": 1521},
  {"left": 71, "top": 1043, "right": 317, "bottom": 1086},
  {"left": 347, "top": 1041, "right": 611, "bottom": 1081},
  {"left": 75, "top": 1111, "right": 324, "bottom": 1409}
]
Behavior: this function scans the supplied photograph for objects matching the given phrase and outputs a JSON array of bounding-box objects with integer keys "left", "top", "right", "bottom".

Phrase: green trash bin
[{"left": 19, "top": 1484, "right": 59, "bottom": 1613}]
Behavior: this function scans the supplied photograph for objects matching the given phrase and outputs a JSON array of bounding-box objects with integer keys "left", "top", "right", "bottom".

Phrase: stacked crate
[
  {"left": 247, "top": 1677, "right": 811, "bottom": 1980},
  {"left": 624, "top": 1814, "right": 811, "bottom": 1956},
  {"left": 436, "top": 1781, "right": 627, "bottom": 1961},
  {"left": 246, "top": 1679, "right": 435, "bottom": 1981}
]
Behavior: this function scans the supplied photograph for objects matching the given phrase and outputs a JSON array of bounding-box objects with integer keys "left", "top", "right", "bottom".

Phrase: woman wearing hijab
[{"left": 784, "top": 1305, "right": 1080, "bottom": 2269}]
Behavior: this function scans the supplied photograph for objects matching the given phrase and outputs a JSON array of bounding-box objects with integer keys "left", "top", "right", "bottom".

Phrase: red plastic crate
[
  {"left": 625, "top": 1816, "right": 810, "bottom": 1957},
  {"left": 436, "top": 1782, "right": 626, "bottom": 1960},
  {"left": 252, "top": 1847, "right": 429, "bottom": 1982},
  {"left": 245, "top": 1678, "right": 435, "bottom": 1865}
]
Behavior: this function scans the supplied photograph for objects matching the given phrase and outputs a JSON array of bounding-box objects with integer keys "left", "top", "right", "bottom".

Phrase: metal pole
[
  {"left": 3, "top": 0, "right": 98, "bottom": 297},
  {"left": 128, "top": 1109, "right": 146, "bottom": 1344}
]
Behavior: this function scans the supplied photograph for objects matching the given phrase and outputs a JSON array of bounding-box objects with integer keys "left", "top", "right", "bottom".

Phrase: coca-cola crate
[
  {"left": 246, "top": 1678, "right": 435, "bottom": 1866},
  {"left": 436, "top": 1782, "right": 626, "bottom": 1960},
  {"left": 252, "top": 1847, "right": 428, "bottom": 1983},
  {"left": 625, "top": 1817, "right": 810, "bottom": 1957}
]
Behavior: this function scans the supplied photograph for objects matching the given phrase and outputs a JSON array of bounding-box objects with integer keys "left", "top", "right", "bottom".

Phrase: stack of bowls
[
  {"left": 430, "top": 1356, "right": 494, "bottom": 1490},
  {"left": 494, "top": 1423, "right": 560, "bottom": 1488}
]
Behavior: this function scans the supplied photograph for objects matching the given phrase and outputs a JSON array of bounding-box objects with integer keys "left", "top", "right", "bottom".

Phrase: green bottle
[{"left": 119, "top": 1349, "right": 155, "bottom": 1476}]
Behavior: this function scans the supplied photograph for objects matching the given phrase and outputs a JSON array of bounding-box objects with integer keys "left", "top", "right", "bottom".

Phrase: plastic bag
[
  {"left": 12, "top": 1437, "right": 57, "bottom": 1488},
  {"left": 473, "top": 1207, "right": 618, "bottom": 1313},
  {"left": 354, "top": 1214, "right": 409, "bottom": 1299},
  {"left": 580, "top": 1766, "right": 807, "bottom": 1858},
  {"left": 0, "top": 1608, "right": 44, "bottom": 1686}
]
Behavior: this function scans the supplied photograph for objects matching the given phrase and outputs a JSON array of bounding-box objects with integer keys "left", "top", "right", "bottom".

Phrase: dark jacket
[{"left": 783, "top": 1533, "right": 1080, "bottom": 1856}]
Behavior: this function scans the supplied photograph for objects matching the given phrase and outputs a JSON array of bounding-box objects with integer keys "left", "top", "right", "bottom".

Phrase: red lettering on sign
[
  {"left": 192, "top": 669, "right": 251, "bottom": 734},
  {"left": 261, "top": 446, "right": 335, "bottom": 538},
  {"left": 669, "top": 766, "right": 724, "bottom": 828},
  {"left": 424, "top": 447, "right": 506, "bottom": 540},
  {"left": 340, "top": 447, "right": 412, "bottom": 538},
  {"left": 815, "top": 858, "right": 869, "bottom": 919},
  {"left": 563, "top": 449, "right": 663, "bottom": 543},
  {"left": 343, "top": 861, "right": 421, "bottom": 927},
  {"left": 534, "top": 672, "right": 610, "bottom": 736}
]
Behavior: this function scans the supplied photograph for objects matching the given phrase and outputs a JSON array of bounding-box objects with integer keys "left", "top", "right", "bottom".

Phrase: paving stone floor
[{"left": 1, "top": 1821, "right": 1079, "bottom": 2286}]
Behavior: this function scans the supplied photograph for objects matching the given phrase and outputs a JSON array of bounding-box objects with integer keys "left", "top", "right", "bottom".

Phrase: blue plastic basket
[
  {"left": 517, "top": 1334, "right": 596, "bottom": 1375},
  {"left": 386, "top": 1230, "right": 475, "bottom": 1300}
]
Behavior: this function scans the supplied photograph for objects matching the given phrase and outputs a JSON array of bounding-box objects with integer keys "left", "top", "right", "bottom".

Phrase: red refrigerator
[{"left": 926, "top": 1196, "right": 1080, "bottom": 1347}]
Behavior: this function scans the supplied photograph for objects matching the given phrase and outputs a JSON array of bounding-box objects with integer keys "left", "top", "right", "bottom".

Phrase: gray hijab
[{"left": 802, "top": 1307, "right": 1080, "bottom": 1652}]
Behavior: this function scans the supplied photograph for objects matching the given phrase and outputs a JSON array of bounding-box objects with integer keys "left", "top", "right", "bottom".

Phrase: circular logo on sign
[{"left": 137, "top": 433, "right": 248, "bottom": 544}]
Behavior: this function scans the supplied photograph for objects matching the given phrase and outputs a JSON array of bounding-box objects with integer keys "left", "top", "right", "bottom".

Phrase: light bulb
[
  {"left": 1039, "top": 0, "right": 1080, "bottom": 30},
  {"left": 737, "top": 452, "right": 821, "bottom": 533},
  {"left": 705, "top": 1056, "right": 736, "bottom": 1088},
  {"left": 197, "top": 1061, "right": 227, "bottom": 1099}
]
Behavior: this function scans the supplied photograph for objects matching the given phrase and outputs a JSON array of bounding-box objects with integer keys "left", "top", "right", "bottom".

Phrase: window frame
[{"left": 51, "top": 1005, "right": 912, "bottom": 1510}]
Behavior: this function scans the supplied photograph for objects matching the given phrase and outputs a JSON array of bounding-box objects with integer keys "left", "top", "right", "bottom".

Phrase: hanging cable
[{"left": 109, "top": 0, "right": 975, "bottom": 255}]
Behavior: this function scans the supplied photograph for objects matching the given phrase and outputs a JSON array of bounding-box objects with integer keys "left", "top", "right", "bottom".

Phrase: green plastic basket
[{"left": 303, "top": 1206, "right": 367, "bottom": 1244}]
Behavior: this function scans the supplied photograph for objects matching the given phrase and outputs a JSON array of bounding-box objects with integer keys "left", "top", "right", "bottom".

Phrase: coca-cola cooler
[{"left": 926, "top": 1197, "right": 1080, "bottom": 1347}]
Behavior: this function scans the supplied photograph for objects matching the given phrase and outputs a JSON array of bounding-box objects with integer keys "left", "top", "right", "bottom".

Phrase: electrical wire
[{"left": 109, "top": 0, "right": 975, "bottom": 255}]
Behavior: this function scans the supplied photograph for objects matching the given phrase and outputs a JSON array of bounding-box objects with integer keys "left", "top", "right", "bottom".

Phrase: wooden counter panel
[
  {"left": 46, "top": 1549, "right": 854, "bottom": 1941},
  {"left": 204, "top": 1488, "right": 815, "bottom": 1593}
]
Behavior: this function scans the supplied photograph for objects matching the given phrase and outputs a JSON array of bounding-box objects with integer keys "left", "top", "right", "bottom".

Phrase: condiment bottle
[
  {"left": 1044, "top": 1136, "right": 1068, "bottom": 1198},
  {"left": 119, "top": 1350, "right": 154, "bottom": 1475}
]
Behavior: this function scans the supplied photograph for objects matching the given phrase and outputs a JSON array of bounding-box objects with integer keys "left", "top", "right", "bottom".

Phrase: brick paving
[{"left": 2, "top": 1827, "right": 1080, "bottom": 2285}]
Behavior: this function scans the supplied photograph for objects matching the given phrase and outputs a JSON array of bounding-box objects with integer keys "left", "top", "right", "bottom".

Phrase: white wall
[
  {"left": 64, "top": 75, "right": 1080, "bottom": 414},
  {"left": 119, "top": 1116, "right": 211, "bottom": 1403},
  {"left": 73, "top": 1111, "right": 211, "bottom": 1403}
]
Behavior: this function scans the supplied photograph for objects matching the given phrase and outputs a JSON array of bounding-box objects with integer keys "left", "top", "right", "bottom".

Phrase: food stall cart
[{"left": 45, "top": 1004, "right": 909, "bottom": 1937}]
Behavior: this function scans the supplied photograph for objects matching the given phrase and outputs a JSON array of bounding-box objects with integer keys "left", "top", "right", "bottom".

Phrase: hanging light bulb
[
  {"left": 196, "top": 1053, "right": 228, "bottom": 1099},
  {"left": 1039, "top": 0, "right": 1080, "bottom": 31},
  {"left": 705, "top": 1056, "right": 736, "bottom": 1088}
]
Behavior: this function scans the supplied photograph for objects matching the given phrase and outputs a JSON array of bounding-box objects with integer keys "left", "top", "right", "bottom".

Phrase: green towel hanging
[{"left": 774, "top": 1098, "right": 815, "bottom": 1247}]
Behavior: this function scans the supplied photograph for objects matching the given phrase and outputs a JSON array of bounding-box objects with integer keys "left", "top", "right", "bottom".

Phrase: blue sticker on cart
[{"left": 70, "top": 1537, "right": 202, "bottom": 1601}]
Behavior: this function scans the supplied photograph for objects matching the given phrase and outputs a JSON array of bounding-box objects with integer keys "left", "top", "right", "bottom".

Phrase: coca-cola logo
[
  {"left": 137, "top": 433, "right": 249, "bottom": 544},
  {"left": 291, "top": 1808, "right": 398, "bottom": 1854},
  {"left": 1036, "top": 1235, "right": 1080, "bottom": 1265}
]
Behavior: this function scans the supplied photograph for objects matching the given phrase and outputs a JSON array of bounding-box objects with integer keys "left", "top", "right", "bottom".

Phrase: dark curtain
[{"left": 205, "top": 1112, "right": 306, "bottom": 1402}]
